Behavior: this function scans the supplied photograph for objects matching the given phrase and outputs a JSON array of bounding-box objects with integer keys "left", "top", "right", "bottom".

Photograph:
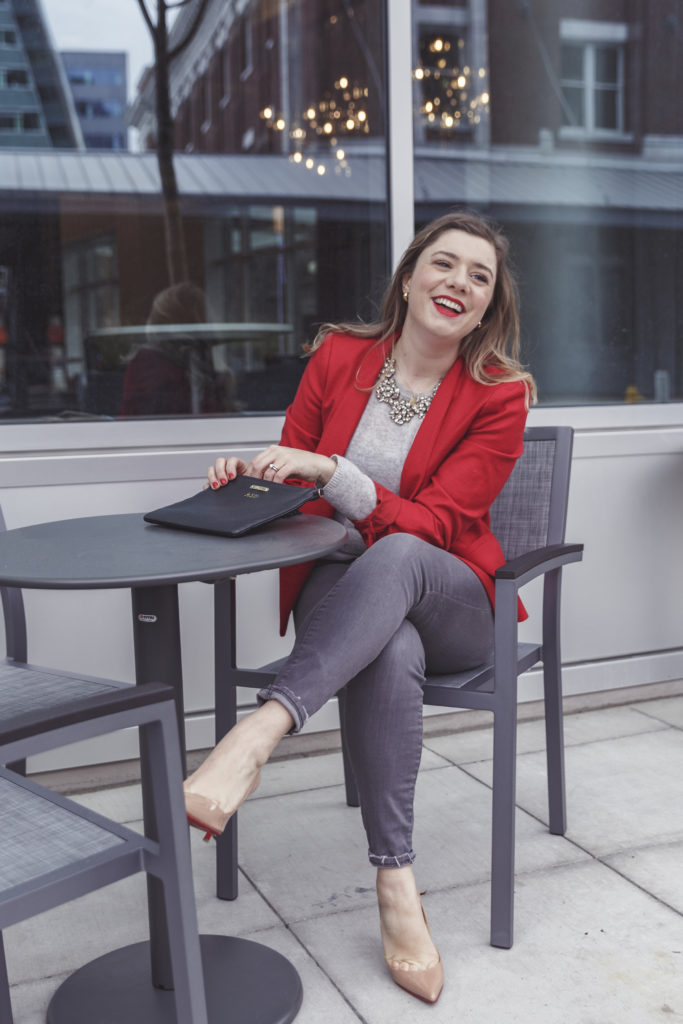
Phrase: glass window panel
[
  {"left": 412, "top": 3, "right": 682, "bottom": 404},
  {"left": 560, "top": 44, "right": 584, "bottom": 81},
  {"left": 0, "top": 0, "right": 388, "bottom": 421},
  {"left": 417, "top": 25, "right": 472, "bottom": 141},
  {"left": 594, "top": 87, "right": 618, "bottom": 130},
  {"left": 595, "top": 45, "right": 619, "bottom": 85},
  {"left": 561, "top": 85, "right": 585, "bottom": 127},
  {"left": 7, "top": 68, "right": 29, "bottom": 86}
]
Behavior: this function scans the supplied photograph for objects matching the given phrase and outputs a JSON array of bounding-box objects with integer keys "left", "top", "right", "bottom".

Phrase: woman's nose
[{"left": 446, "top": 265, "right": 468, "bottom": 290}]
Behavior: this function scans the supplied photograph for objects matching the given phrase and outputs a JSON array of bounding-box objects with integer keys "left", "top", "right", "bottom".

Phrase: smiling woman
[
  {"left": 305, "top": 210, "right": 535, "bottom": 403},
  {"left": 190, "top": 210, "right": 533, "bottom": 1004}
]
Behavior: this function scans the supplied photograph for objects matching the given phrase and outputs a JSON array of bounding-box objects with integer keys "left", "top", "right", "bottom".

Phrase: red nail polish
[
  {"left": 220, "top": 478, "right": 228, "bottom": 485},
  {"left": 228, "top": 472, "right": 235, "bottom": 480},
  {"left": 212, "top": 481, "right": 218, "bottom": 489}
]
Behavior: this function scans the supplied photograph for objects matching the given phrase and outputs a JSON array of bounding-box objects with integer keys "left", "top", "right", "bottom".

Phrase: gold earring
[
  {"left": 476, "top": 321, "right": 483, "bottom": 329},
  {"left": 402, "top": 288, "right": 409, "bottom": 302}
]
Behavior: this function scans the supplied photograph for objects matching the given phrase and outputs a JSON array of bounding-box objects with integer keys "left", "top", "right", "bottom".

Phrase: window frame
[{"left": 559, "top": 19, "right": 631, "bottom": 142}]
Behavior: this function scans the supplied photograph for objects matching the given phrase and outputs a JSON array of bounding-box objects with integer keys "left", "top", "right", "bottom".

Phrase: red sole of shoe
[{"left": 186, "top": 814, "right": 221, "bottom": 842}]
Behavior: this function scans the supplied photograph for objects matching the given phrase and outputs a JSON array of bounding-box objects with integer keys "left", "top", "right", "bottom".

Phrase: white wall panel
[{"left": 1, "top": 404, "right": 682, "bottom": 771}]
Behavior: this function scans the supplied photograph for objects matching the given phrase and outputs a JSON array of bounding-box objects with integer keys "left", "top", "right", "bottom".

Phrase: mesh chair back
[{"left": 490, "top": 427, "right": 573, "bottom": 561}]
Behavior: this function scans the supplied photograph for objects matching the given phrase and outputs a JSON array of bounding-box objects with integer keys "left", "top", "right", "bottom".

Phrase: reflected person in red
[
  {"left": 120, "top": 282, "right": 230, "bottom": 416},
  {"left": 184, "top": 212, "right": 536, "bottom": 1003}
]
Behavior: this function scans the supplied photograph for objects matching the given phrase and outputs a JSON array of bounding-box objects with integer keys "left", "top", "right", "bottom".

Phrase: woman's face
[{"left": 402, "top": 229, "right": 497, "bottom": 349}]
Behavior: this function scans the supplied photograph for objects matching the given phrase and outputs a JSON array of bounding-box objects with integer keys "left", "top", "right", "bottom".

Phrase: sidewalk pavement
[{"left": 6, "top": 688, "right": 683, "bottom": 1023}]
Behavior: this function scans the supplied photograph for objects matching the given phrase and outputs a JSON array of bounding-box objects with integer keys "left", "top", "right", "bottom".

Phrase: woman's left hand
[{"left": 247, "top": 446, "right": 336, "bottom": 487}]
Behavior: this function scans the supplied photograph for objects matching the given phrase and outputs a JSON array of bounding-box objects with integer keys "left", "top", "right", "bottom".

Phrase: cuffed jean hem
[
  {"left": 368, "top": 850, "right": 416, "bottom": 868},
  {"left": 256, "top": 684, "right": 308, "bottom": 734}
]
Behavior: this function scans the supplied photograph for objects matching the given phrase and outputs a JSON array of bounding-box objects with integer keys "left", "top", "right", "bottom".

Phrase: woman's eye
[{"left": 473, "top": 273, "right": 489, "bottom": 285}]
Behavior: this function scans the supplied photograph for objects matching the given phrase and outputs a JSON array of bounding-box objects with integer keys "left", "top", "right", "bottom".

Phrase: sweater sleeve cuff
[{"left": 322, "top": 454, "right": 378, "bottom": 521}]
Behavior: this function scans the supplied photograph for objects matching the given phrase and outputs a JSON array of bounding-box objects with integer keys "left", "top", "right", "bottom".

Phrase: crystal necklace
[{"left": 375, "top": 355, "right": 442, "bottom": 425}]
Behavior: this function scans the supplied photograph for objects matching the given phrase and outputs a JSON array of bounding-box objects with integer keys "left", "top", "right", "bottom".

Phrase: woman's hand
[
  {"left": 248, "top": 446, "right": 336, "bottom": 487},
  {"left": 205, "top": 455, "right": 249, "bottom": 489},
  {"left": 206, "top": 447, "right": 336, "bottom": 489}
]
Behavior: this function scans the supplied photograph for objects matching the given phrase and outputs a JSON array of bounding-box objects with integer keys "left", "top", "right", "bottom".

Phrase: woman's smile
[{"left": 432, "top": 295, "right": 465, "bottom": 318}]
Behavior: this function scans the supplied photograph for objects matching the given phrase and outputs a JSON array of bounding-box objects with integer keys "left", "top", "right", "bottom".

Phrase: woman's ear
[{"left": 401, "top": 276, "right": 411, "bottom": 302}]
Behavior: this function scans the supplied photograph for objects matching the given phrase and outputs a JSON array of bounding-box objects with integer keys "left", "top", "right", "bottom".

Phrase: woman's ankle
[
  {"left": 376, "top": 865, "right": 420, "bottom": 900},
  {"left": 244, "top": 699, "right": 295, "bottom": 764}
]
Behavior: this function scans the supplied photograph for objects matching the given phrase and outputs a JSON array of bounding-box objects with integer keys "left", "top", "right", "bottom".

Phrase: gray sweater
[{"left": 321, "top": 385, "right": 424, "bottom": 558}]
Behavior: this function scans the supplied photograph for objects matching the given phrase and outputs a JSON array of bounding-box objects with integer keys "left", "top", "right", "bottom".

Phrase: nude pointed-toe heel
[
  {"left": 385, "top": 904, "right": 444, "bottom": 1004},
  {"left": 386, "top": 955, "right": 444, "bottom": 1004},
  {"left": 184, "top": 790, "right": 230, "bottom": 842}
]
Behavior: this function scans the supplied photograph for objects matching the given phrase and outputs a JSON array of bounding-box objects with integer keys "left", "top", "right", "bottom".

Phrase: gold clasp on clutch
[{"left": 245, "top": 484, "right": 269, "bottom": 498}]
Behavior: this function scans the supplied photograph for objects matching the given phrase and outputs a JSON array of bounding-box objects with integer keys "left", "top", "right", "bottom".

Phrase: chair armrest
[
  {"left": 495, "top": 543, "right": 584, "bottom": 586},
  {"left": 0, "top": 680, "right": 175, "bottom": 748}
]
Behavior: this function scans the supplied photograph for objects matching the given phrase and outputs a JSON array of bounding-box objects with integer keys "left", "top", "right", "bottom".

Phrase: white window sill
[{"left": 559, "top": 127, "right": 633, "bottom": 143}]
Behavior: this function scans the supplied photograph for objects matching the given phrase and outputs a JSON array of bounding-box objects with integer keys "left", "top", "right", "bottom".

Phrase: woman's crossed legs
[{"left": 184, "top": 533, "right": 493, "bottom": 993}]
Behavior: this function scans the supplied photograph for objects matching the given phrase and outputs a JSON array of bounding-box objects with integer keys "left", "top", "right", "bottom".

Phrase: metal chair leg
[
  {"left": 145, "top": 708, "right": 209, "bottom": 1024},
  {"left": 543, "top": 568, "right": 567, "bottom": 836},
  {"left": 214, "top": 579, "right": 240, "bottom": 900},
  {"left": 489, "top": 693, "right": 517, "bottom": 950},
  {"left": 0, "top": 933, "right": 14, "bottom": 1024}
]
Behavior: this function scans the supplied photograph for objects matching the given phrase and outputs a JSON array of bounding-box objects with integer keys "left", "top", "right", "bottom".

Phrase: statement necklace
[{"left": 375, "top": 355, "right": 442, "bottom": 425}]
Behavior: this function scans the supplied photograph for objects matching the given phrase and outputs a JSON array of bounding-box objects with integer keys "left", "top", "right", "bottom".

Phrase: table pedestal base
[{"left": 47, "top": 935, "right": 303, "bottom": 1024}]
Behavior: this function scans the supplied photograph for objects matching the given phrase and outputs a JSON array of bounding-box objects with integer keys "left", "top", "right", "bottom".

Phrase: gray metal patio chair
[
  {"left": 213, "top": 425, "right": 583, "bottom": 950},
  {"left": 0, "top": 510, "right": 208, "bottom": 1024}
]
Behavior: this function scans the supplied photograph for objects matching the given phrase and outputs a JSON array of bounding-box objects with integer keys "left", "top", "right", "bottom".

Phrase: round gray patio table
[{"left": 0, "top": 511, "right": 347, "bottom": 1024}]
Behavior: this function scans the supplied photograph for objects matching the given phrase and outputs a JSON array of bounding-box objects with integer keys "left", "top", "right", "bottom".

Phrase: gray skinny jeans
[{"left": 258, "top": 532, "right": 494, "bottom": 867}]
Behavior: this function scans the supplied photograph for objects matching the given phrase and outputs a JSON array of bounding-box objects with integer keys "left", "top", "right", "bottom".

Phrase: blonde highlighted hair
[{"left": 306, "top": 210, "right": 536, "bottom": 404}]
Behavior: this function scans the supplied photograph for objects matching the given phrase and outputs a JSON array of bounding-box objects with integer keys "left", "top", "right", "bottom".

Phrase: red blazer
[{"left": 278, "top": 332, "right": 529, "bottom": 635}]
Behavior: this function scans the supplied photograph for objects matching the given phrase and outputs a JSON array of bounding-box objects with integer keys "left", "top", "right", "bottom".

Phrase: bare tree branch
[
  {"left": 134, "top": 0, "right": 156, "bottom": 38},
  {"left": 133, "top": 0, "right": 195, "bottom": 282},
  {"left": 168, "top": 0, "right": 212, "bottom": 61}
]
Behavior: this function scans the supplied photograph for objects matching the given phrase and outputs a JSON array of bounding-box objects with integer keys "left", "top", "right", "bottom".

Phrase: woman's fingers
[
  {"left": 248, "top": 446, "right": 334, "bottom": 484},
  {"left": 207, "top": 456, "right": 246, "bottom": 488}
]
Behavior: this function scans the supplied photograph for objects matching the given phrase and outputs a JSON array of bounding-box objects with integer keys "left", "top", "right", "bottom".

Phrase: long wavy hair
[{"left": 306, "top": 210, "right": 536, "bottom": 403}]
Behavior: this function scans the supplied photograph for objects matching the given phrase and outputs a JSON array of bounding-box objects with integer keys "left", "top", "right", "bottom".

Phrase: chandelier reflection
[
  {"left": 260, "top": 74, "right": 370, "bottom": 177},
  {"left": 416, "top": 33, "right": 490, "bottom": 135},
  {"left": 259, "top": 33, "right": 489, "bottom": 175}
]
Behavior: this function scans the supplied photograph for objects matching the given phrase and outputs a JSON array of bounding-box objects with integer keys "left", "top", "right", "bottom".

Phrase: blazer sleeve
[
  {"left": 353, "top": 379, "right": 528, "bottom": 553},
  {"left": 279, "top": 343, "right": 330, "bottom": 452}
]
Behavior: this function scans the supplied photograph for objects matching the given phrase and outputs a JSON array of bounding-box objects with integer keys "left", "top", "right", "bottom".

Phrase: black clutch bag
[{"left": 144, "top": 476, "right": 321, "bottom": 538}]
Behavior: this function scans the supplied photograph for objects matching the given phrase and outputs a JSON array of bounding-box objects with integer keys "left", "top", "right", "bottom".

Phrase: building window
[
  {"left": 6, "top": 68, "right": 29, "bottom": 88},
  {"left": 416, "top": 25, "right": 473, "bottom": 140},
  {"left": 0, "top": 29, "right": 17, "bottom": 46},
  {"left": 559, "top": 21, "right": 628, "bottom": 138},
  {"left": 0, "top": 113, "right": 16, "bottom": 131},
  {"left": 22, "top": 112, "right": 40, "bottom": 131},
  {"left": 75, "top": 99, "right": 124, "bottom": 119},
  {"left": 66, "top": 68, "right": 124, "bottom": 88},
  {"left": 413, "top": 1, "right": 489, "bottom": 147}
]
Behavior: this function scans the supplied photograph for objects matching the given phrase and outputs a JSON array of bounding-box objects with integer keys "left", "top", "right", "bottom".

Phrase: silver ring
[{"left": 269, "top": 463, "right": 279, "bottom": 472}]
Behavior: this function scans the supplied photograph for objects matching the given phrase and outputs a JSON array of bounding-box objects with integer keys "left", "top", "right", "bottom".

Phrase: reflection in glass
[
  {"left": 0, "top": 0, "right": 388, "bottom": 420},
  {"left": 413, "top": 0, "right": 682, "bottom": 405}
]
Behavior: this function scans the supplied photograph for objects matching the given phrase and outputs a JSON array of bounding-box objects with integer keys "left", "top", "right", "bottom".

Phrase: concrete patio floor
[{"left": 6, "top": 685, "right": 683, "bottom": 1023}]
